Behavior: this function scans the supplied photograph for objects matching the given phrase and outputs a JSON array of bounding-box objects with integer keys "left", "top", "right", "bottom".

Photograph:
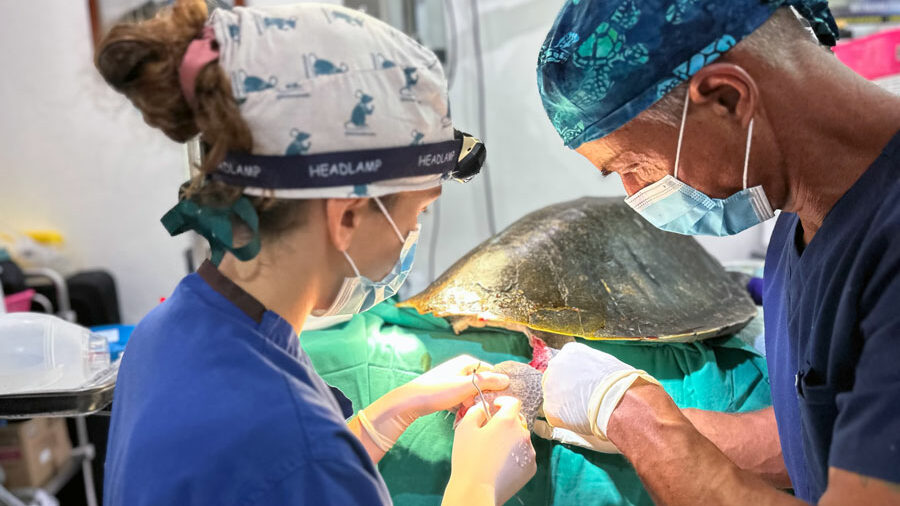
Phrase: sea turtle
[
  {"left": 655, "top": 34, "right": 737, "bottom": 99},
  {"left": 400, "top": 197, "right": 757, "bottom": 346},
  {"left": 539, "top": 31, "right": 580, "bottom": 66},
  {"left": 666, "top": 0, "right": 699, "bottom": 24}
]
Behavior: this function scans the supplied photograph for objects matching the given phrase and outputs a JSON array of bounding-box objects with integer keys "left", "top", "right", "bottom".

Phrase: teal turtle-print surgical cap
[{"left": 537, "top": 0, "right": 838, "bottom": 149}]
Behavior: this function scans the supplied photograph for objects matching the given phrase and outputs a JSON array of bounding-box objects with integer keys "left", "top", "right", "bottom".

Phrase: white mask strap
[
  {"left": 742, "top": 118, "right": 754, "bottom": 190},
  {"left": 373, "top": 196, "right": 405, "bottom": 243},
  {"left": 342, "top": 250, "right": 362, "bottom": 277},
  {"left": 676, "top": 87, "right": 756, "bottom": 190},
  {"left": 673, "top": 88, "right": 691, "bottom": 180}
]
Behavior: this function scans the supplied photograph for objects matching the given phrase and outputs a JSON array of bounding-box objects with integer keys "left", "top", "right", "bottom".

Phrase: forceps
[{"left": 472, "top": 364, "right": 492, "bottom": 421}]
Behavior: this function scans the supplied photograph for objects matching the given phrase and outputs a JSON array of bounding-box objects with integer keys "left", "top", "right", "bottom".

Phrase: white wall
[{"left": 0, "top": 1, "right": 191, "bottom": 323}]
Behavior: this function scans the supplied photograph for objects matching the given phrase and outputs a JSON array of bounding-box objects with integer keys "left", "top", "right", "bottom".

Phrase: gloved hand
[
  {"left": 443, "top": 397, "right": 536, "bottom": 506},
  {"left": 541, "top": 342, "right": 660, "bottom": 442},
  {"left": 357, "top": 355, "right": 510, "bottom": 453},
  {"left": 532, "top": 419, "right": 620, "bottom": 454}
]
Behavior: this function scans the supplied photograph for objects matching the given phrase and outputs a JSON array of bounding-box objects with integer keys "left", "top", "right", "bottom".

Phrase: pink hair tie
[{"left": 178, "top": 26, "right": 219, "bottom": 107}]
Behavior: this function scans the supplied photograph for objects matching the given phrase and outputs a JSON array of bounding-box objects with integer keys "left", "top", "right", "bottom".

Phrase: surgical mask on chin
[
  {"left": 313, "top": 197, "right": 420, "bottom": 317},
  {"left": 624, "top": 91, "right": 775, "bottom": 237}
]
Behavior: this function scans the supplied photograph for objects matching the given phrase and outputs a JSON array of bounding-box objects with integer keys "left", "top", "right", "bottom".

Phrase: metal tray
[{"left": 0, "top": 362, "right": 119, "bottom": 419}]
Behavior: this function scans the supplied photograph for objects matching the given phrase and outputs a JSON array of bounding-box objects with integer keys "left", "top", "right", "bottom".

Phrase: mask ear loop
[
  {"left": 342, "top": 251, "right": 362, "bottom": 277},
  {"left": 372, "top": 196, "right": 405, "bottom": 243},
  {"left": 677, "top": 87, "right": 756, "bottom": 190},
  {"left": 340, "top": 195, "right": 403, "bottom": 278},
  {"left": 673, "top": 87, "right": 691, "bottom": 181},
  {"left": 742, "top": 118, "right": 754, "bottom": 190}
]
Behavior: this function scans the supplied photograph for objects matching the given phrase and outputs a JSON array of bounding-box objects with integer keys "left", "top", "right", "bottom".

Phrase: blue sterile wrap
[{"left": 537, "top": 0, "right": 838, "bottom": 149}]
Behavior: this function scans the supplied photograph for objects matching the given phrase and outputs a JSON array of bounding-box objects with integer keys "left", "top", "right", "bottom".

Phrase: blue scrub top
[
  {"left": 104, "top": 261, "right": 392, "bottom": 505},
  {"left": 764, "top": 131, "right": 900, "bottom": 502}
]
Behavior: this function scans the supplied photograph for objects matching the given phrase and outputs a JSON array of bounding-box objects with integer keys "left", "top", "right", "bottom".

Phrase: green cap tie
[{"left": 161, "top": 196, "right": 261, "bottom": 266}]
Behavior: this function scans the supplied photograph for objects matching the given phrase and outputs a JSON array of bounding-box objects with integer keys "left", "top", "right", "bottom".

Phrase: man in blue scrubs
[{"left": 536, "top": 0, "right": 900, "bottom": 503}]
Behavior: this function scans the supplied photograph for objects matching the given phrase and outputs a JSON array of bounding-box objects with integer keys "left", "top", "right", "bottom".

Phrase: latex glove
[
  {"left": 542, "top": 342, "right": 660, "bottom": 441},
  {"left": 399, "top": 354, "right": 510, "bottom": 418},
  {"left": 532, "top": 419, "right": 620, "bottom": 454},
  {"left": 358, "top": 355, "right": 509, "bottom": 453},
  {"left": 444, "top": 397, "right": 536, "bottom": 506}
]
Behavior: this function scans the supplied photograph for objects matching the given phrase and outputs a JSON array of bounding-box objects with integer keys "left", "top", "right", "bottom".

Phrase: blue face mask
[
  {"left": 313, "top": 197, "right": 420, "bottom": 317},
  {"left": 624, "top": 92, "right": 775, "bottom": 236}
]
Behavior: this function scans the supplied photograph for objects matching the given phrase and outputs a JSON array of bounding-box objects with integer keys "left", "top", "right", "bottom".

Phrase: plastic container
[
  {"left": 90, "top": 324, "right": 135, "bottom": 361},
  {"left": 0, "top": 313, "right": 111, "bottom": 395},
  {"left": 3, "top": 289, "right": 35, "bottom": 313}
]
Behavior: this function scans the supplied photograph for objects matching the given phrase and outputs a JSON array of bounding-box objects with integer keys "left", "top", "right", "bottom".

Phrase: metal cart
[
  {"left": 1, "top": 261, "right": 121, "bottom": 505},
  {"left": 0, "top": 363, "right": 118, "bottom": 506}
]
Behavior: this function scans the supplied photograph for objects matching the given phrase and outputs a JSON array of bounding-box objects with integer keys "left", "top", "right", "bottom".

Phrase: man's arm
[
  {"left": 681, "top": 406, "right": 791, "bottom": 488},
  {"left": 609, "top": 382, "right": 800, "bottom": 506},
  {"left": 610, "top": 382, "right": 900, "bottom": 506}
]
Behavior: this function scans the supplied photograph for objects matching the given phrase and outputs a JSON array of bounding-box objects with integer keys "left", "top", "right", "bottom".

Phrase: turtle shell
[{"left": 400, "top": 197, "right": 757, "bottom": 342}]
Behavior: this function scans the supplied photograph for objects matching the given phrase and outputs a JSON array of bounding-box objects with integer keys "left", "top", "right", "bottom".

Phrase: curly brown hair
[
  {"left": 94, "top": 0, "right": 309, "bottom": 242},
  {"left": 95, "top": 0, "right": 250, "bottom": 172}
]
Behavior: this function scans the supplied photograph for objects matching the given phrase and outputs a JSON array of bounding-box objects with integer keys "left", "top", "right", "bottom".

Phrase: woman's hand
[
  {"left": 396, "top": 354, "right": 510, "bottom": 419},
  {"left": 443, "top": 397, "right": 537, "bottom": 506},
  {"left": 349, "top": 355, "right": 509, "bottom": 463}
]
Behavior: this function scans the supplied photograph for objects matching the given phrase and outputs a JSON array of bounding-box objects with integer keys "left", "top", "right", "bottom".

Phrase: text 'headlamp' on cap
[{"left": 205, "top": 129, "right": 484, "bottom": 193}]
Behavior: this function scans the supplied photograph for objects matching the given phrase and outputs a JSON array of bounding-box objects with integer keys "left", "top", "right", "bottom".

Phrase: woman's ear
[
  {"left": 689, "top": 63, "right": 759, "bottom": 128},
  {"left": 324, "top": 198, "right": 369, "bottom": 252}
]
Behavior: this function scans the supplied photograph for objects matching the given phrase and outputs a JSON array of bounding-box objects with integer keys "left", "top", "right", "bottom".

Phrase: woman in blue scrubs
[{"left": 93, "top": 1, "right": 535, "bottom": 504}]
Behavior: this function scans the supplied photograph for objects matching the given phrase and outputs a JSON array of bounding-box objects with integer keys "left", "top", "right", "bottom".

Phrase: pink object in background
[
  {"left": 834, "top": 28, "right": 900, "bottom": 80},
  {"left": 4, "top": 289, "right": 35, "bottom": 312}
]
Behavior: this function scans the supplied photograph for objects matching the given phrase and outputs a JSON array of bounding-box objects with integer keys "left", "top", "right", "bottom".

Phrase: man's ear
[
  {"left": 324, "top": 198, "right": 369, "bottom": 252},
  {"left": 689, "top": 63, "right": 759, "bottom": 128}
]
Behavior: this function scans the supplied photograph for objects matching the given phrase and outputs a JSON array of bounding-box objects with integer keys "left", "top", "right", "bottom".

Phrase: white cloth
[{"left": 208, "top": 3, "right": 454, "bottom": 198}]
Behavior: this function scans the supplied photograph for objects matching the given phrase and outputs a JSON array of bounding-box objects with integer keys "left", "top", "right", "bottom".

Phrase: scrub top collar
[{"left": 196, "top": 259, "right": 299, "bottom": 356}]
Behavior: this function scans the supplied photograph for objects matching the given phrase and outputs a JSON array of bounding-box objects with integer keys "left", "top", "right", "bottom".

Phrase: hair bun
[
  {"left": 93, "top": 0, "right": 251, "bottom": 169},
  {"left": 96, "top": 37, "right": 163, "bottom": 91},
  {"left": 93, "top": 0, "right": 209, "bottom": 142}
]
